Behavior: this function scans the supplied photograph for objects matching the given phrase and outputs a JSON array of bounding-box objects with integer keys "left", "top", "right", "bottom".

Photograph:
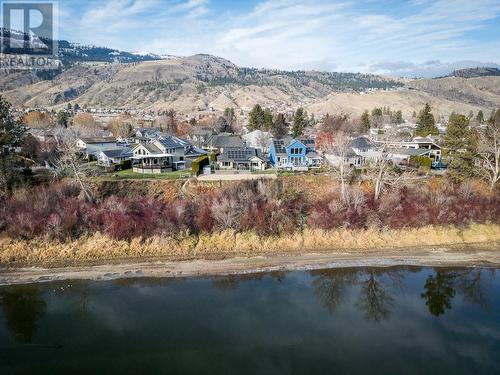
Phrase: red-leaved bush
[{"left": 0, "top": 179, "right": 498, "bottom": 241}]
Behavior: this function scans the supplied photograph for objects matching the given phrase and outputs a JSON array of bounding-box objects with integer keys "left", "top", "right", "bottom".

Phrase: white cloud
[{"left": 61, "top": 0, "right": 500, "bottom": 77}]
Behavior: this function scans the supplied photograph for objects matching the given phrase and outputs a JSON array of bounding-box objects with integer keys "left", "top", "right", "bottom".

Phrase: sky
[{"left": 56, "top": 0, "right": 500, "bottom": 77}]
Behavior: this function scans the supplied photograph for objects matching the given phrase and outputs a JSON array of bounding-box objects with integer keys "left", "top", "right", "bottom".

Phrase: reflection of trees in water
[
  {"left": 421, "top": 271, "right": 456, "bottom": 317},
  {"left": 311, "top": 268, "right": 403, "bottom": 322},
  {"left": 312, "top": 269, "right": 357, "bottom": 313},
  {"left": 0, "top": 285, "right": 46, "bottom": 344},
  {"left": 421, "top": 268, "right": 494, "bottom": 317},
  {"left": 311, "top": 267, "right": 493, "bottom": 321},
  {"left": 212, "top": 271, "right": 286, "bottom": 291},
  {"left": 355, "top": 271, "right": 394, "bottom": 322}
]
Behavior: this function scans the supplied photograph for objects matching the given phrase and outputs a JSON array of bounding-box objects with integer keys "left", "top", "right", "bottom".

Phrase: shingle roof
[
  {"left": 206, "top": 135, "right": 245, "bottom": 148},
  {"left": 80, "top": 137, "right": 116, "bottom": 144},
  {"left": 350, "top": 137, "right": 373, "bottom": 149},
  {"left": 140, "top": 143, "right": 162, "bottom": 154},
  {"left": 101, "top": 147, "right": 132, "bottom": 158}
]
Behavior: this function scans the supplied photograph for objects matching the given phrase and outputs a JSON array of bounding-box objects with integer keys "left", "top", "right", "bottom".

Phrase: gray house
[
  {"left": 216, "top": 147, "right": 267, "bottom": 171},
  {"left": 97, "top": 148, "right": 133, "bottom": 167}
]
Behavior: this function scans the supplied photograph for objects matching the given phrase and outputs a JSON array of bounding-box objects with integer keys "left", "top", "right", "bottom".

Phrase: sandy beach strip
[{"left": 1, "top": 243, "right": 499, "bottom": 285}]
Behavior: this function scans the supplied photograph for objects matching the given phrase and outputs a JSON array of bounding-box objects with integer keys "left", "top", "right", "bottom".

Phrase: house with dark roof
[
  {"left": 187, "top": 127, "right": 215, "bottom": 148},
  {"left": 134, "top": 127, "right": 161, "bottom": 140},
  {"left": 350, "top": 136, "right": 382, "bottom": 163},
  {"left": 97, "top": 147, "right": 133, "bottom": 168},
  {"left": 152, "top": 135, "right": 207, "bottom": 169},
  {"left": 130, "top": 136, "right": 207, "bottom": 173},
  {"left": 76, "top": 137, "right": 117, "bottom": 149},
  {"left": 268, "top": 137, "right": 322, "bottom": 170},
  {"left": 216, "top": 147, "right": 267, "bottom": 171},
  {"left": 131, "top": 142, "right": 173, "bottom": 174},
  {"left": 202, "top": 134, "right": 245, "bottom": 153}
]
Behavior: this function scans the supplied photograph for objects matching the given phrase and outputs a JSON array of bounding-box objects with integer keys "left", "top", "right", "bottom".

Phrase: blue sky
[{"left": 57, "top": 0, "right": 500, "bottom": 77}]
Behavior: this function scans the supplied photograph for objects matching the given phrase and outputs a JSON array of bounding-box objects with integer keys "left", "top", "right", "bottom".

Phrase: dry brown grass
[{"left": 1, "top": 224, "right": 499, "bottom": 266}]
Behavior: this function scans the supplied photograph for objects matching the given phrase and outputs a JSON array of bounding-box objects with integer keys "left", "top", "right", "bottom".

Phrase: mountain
[
  {"left": 1, "top": 28, "right": 163, "bottom": 64},
  {"left": 445, "top": 67, "right": 500, "bottom": 79},
  {"left": 0, "top": 54, "right": 405, "bottom": 112}
]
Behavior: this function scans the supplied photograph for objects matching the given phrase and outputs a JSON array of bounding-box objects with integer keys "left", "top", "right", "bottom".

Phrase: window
[{"left": 222, "top": 162, "right": 231, "bottom": 167}]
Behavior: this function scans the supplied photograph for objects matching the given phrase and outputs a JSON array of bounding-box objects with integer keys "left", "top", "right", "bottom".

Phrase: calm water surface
[{"left": 0, "top": 266, "right": 499, "bottom": 374}]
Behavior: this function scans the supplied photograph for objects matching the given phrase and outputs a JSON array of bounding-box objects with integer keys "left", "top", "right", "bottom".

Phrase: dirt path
[{"left": 1, "top": 245, "right": 499, "bottom": 285}]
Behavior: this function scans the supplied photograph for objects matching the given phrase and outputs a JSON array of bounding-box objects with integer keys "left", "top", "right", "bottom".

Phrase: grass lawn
[{"left": 97, "top": 169, "right": 192, "bottom": 181}]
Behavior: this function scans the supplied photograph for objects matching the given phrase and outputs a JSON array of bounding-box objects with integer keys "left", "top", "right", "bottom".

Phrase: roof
[
  {"left": 218, "top": 147, "right": 262, "bottom": 162},
  {"left": 100, "top": 148, "right": 132, "bottom": 158},
  {"left": 206, "top": 135, "right": 245, "bottom": 148},
  {"left": 79, "top": 137, "right": 116, "bottom": 144},
  {"left": 134, "top": 142, "right": 162, "bottom": 154},
  {"left": 185, "top": 146, "right": 207, "bottom": 157},
  {"left": 271, "top": 139, "right": 288, "bottom": 155},
  {"left": 192, "top": 127, "right": 214, "bottom": 137},
  {"left": 156, "top": 135, "right": 189, "bottom": 149},
  {"left": 135, "top": 127, "right": 160, "bottom": 135},
  {"left": 350, "top": 136, "right": 373, "bottom": 149}
]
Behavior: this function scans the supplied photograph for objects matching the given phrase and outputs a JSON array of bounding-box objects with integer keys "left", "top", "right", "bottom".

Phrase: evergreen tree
[
  {"left": 360, "top": 110, "right": 370, "bottom": 132},
  {"left": 263, "top": 109, "right": 273, "bottom": 131},
  {"left": 392, "top": 110, "right": 403, "bottom": 124},
  {"left": 444, "top": 113, "right": 478, "bottom": 183},
  {"left": 0, "top": 96, "right": 27, "bottom": 197},
  {"left": 292, "top": 108, "right": 307, "bottom": 138},
  {"left": 415, "top": 103, "right": 439, "bottom": 137},
  {"left": 56, "top": 110, "right": 68, "bottom": 128},
  {"left": 248, "top": 104, "right": 264, "bottom": 131},
  {"left": 223, "top": 107, "right": 235, "bottom": 127},
  {"left": 475, "top": 110, "right": 484, "bottom": 124},
  {"left": 270, "top": 113, "right": 289, "bottom": 139}
]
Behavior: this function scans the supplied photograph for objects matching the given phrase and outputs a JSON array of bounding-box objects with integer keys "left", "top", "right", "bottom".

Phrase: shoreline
[{"left": 1, "top": 243, "right": 499, "bottom": 285}]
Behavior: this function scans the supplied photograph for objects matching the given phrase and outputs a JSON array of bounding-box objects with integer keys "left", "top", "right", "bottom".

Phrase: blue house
[{"left": 269, "top": 137, "right": 322, "bottom": 170}]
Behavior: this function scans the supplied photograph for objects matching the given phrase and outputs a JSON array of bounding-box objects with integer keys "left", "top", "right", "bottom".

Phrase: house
[
  {"left": 326, "top": 150, "right": 364, "bottom": 169},
  {"left": 186, "top": 127, "right": 215, "bottom": 148},
  {"left": 269, "top": 137, "right": 322, "bottom": 170},
  {"left": 134, "top": 127, "right": 161, "bottom": 140},
  {"left": 242, "top": 130, "right": 273, "bottom": 152},
  {"left": 216, "top": 147, "right": 267, "bottom": 171},
  {"left": 131, "top": 143, "right": 173, "bottom": 174},
  {"left": 376, "top": 136, "right": 442, "bottom": 162},
  {"left": 76, "top": 137, "right": 129, "bottom": 160},
  {"left": 97, "top": 148, "right": 133, "bottom": 168},
  {"left": 152, "top": 135, "right": 207, "bottom": 169},
  {"left": 130, "top": 136, "right": 207, "bottom": 173},
  {"left": 202, "top": 134, "right": 245, "bottom": 153},
  {"left": 76, "top": 137, "right": 117, "bottom": 149},
  {"left": 350, "top": 136, "right": 382, "bottom": 164}
]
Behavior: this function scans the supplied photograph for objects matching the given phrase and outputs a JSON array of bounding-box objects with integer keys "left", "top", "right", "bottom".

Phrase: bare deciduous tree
[
  {"left": 365, "top": 141, "right": 415, "bottom": 201},
  {"left": 478, "top": 116, "right": 500, "bottom": 191},
  {"left": 53, "top": 129, "right": 95, "bottom": 202},
  {"left": 324, "top": 132, "right": 353, "bottom": 203}
]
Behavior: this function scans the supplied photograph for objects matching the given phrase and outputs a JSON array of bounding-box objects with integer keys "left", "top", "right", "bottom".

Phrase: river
[{"left": 0, "top": 266, "right": 499, "bottom": 374}]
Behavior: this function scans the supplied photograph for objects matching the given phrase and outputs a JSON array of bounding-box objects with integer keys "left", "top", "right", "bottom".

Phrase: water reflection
[
  {"left": 0, "top": 285, "right": 46, "bottom": 344},
  {"left": 421, "top": 271, "right": 456, "bottom": 316},
  {"left": 311, "top": 267, "right": 493, "bottom": 321},
  {"left": 0, "top": 267, "right": 495, "bottom": 348},
  {"left": 312, "top": 268, "right": 403, "bottom": 322}
]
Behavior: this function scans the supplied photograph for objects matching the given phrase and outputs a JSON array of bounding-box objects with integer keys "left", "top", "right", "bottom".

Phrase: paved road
[{"left": 197, "top": 173, "right": 277, "bottom": 181}]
